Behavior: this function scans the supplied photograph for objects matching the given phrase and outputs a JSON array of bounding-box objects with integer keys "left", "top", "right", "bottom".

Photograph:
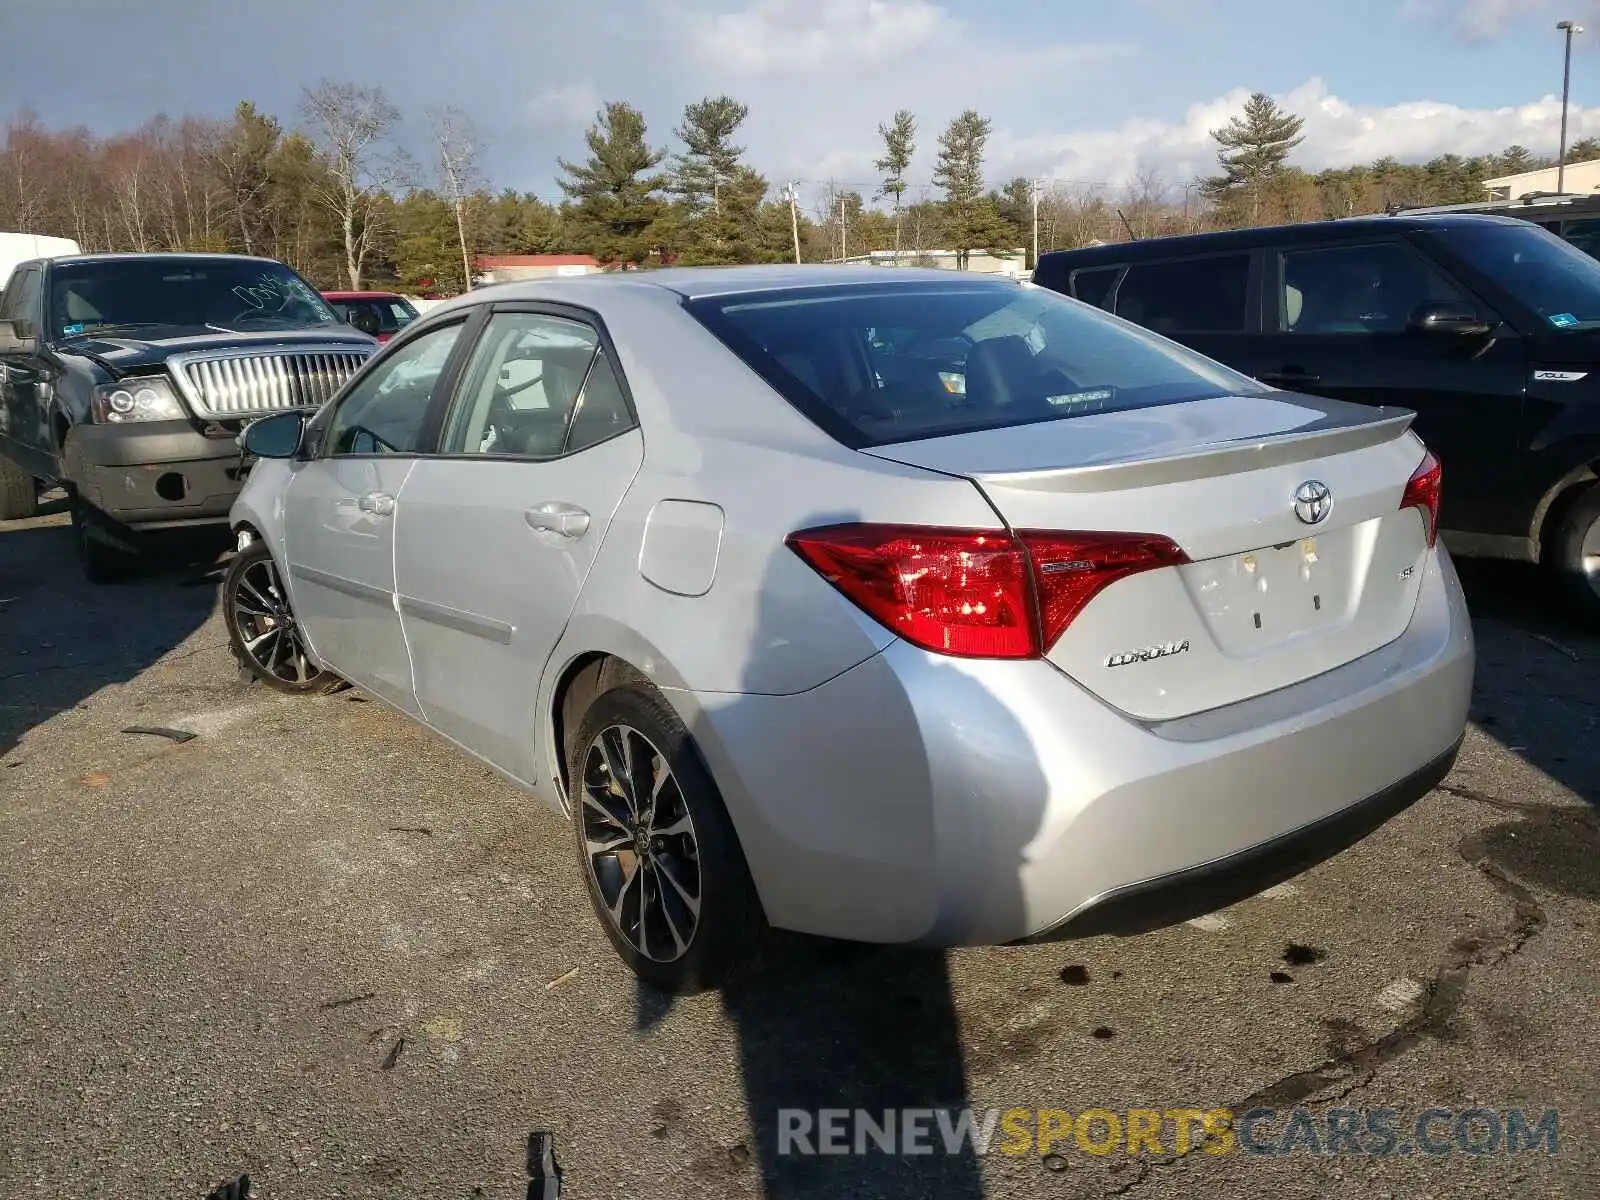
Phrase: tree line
[{"left": 2, "top": 82, "right": 1593, "bottom": 293}]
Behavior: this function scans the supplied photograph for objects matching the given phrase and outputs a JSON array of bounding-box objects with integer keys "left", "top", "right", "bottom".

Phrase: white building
[{"left": 1483, "top": 160, "right": 1600, "bottom": 200}]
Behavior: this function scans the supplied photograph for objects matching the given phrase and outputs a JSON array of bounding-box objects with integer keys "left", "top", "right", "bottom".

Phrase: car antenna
[{"left": 1116, "top": 208, "right": 1139, "bottom": 240}]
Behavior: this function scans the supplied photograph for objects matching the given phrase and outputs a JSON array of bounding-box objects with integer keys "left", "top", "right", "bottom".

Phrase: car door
[
  {"left": 0, "top": 266, "right": 50, "bottom": 464},
  {"left": 283, "top": 316, "right": 475, "bottom": 715},
  {"left": 391, "top": 306, "right": 644, "bottom": 785},
  {"left": 1239, "top": 238, "right": 1527, "bottom": 536}
]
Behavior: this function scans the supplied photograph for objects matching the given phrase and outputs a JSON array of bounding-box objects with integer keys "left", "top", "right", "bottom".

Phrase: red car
[{"left": 321, "top": 290, "right": 420, "bottom": 344}]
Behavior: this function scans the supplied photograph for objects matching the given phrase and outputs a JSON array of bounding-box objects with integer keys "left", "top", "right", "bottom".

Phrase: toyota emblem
[{"left": 1294, "top": 480, "right": 1333, "bottom": 525}]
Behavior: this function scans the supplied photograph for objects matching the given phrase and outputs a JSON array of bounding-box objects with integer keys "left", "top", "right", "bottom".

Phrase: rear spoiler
[{"left": 961, "top": 409, "right": 1418, "bottom": 494}]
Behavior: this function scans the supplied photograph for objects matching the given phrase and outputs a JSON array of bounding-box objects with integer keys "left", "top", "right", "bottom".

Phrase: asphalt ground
[{"left": 2, "top": 493, "right": 1597, "bottom": 1200}]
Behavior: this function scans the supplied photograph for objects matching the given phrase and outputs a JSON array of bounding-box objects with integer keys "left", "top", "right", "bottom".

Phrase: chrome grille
[{"left": 176, "top": 350, "right": 371, "bottom": 419}]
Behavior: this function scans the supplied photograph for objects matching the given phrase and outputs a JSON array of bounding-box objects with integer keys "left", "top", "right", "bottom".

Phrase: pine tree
[
  {"left": 670, "top": 96, "right": 761, "bottom": 263},
  {"left": 556, "top": 101, "right": 666, "bottom": 266},
  {"left": 933, "top": 110, "right": 997, "bottom": 269},
  {"left": 1202, "top": 92, "right": 1305, "bottom": 225},
  {"left": 874, "top": 110, "right": 916, "bottom": 263}
]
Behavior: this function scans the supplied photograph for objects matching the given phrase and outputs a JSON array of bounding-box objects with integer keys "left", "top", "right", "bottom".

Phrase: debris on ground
[
  {"left": 120, "top": 725, "right": 198, "bottom": 744},
  {"left": 545, "top": 967, "right": 580, "bottom": 991}
]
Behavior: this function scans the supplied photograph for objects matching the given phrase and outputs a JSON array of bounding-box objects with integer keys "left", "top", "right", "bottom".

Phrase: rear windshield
[
  {"left": 1424, "top": 221, "right": 1600, "bottom": 330},
  {"left": 683, "top": 280, "right": 1268, "bottom": 447},
  {"left": 328, "top": 296, "right": 418, "bottom": 333}
]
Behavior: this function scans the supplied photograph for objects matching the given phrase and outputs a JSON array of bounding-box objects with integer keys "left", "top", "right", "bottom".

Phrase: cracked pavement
[{"left": 1, "top": 498, "right": 1597, "bottom": 1200}]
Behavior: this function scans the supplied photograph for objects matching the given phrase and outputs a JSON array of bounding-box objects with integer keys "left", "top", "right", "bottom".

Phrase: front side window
[
  {"left": 2, "top": 267, "right": 42, "bottom": 334},
  {"left": 325, "top": 321, "right": 464, "bottom": 456},
  {"left": 685, "top": 280, "right": 1270, "bottom": 448},
  {"left": 1114, "top": 255, "right": 1251, "bottom": 334},
  {"left": 49, "top": 257, "right": 341, "bottom": 340},
  {"left": 440, "top": 312, "right": 634, "bottom": 458},
  {"left": 1424, "top": 220, "right": 1600, "bottom": 329},
  {"left": 1279, "top": 242, "right": 1472, "bottom": 334}
]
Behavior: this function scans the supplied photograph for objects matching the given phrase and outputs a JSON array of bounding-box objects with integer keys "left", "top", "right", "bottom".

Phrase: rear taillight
[
  {"left": 785, "top": 523, "right": 1188, "bottom": 660},
  {"left": 1400, "top": 449, "right": 1443, "bottom": 548}
]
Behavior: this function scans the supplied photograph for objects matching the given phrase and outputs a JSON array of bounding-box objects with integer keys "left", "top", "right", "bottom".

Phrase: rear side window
[
  {"left": 1114, "top": 256, "right": 1252, "bottom": 334},
  {"left": 1070, "top": 266, "right": 1121, "bottom": 309},
  {"left": 684, "top": 281, "right": 1270, "bottom": 448}
]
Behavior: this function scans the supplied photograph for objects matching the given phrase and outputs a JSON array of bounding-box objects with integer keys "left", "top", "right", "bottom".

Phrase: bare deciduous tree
[
  {"left": 428, "top": 106, "right": 482, "bottom": 292},
  {"left": 299, "top": 80, "right": 404, "bottom": 289}
]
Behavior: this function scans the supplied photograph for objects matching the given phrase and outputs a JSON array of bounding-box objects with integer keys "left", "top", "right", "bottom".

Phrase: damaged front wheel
[{"left": 222, "top": 540, "right": 343, "bottom": 695}]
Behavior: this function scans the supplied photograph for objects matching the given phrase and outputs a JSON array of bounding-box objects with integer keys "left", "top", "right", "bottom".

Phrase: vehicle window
[
  {"left": 1071, "top": 266, "right": 1121, "bottom": 310},
  {"left": 48, "top": 257, "right": 340, "bottom": 339},
  {"left": 1425, "top": 220, "right": 1600, "bottom": 329},
  {"left": 2, "top": 268, "right": 42, "bottom": 334},
  {"left": 325, "top": 321, "right": 464, "bottom": 456},
  {"left": 1279, "top": 242, "right": 1471, "bottom": 334},
  {"left": 1114, "top": 256, "right": 1251, "bottom": 334},
  {"left": 684, "top": 280, "right": 1271, "bottom": 448},
  {"left": 1559, "top": 218, "right": 1600, "bottom": 260},
  {"left": 440, "top": 311, "right": 634, "bottom": 458},
  {"left": 329, "top": 297, "right": 417, "bottom": 334}
]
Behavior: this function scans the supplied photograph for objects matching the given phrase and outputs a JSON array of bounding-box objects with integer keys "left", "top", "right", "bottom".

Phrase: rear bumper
[
  {"left": 673, "top": 546, "right": 1475, "bottom": 946},
  {"left": 66, "top": 420, "right": 244, "bottom": 528},
  {"left": 1022, "top": 734, "right": 1462, "bottom": 941}
]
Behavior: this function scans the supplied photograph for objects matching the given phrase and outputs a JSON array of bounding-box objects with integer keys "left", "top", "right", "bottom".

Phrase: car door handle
[
  {"left": 357, "top": 491, "right": 396, "bottom": 516},
  {"left": 1258, "top": 368, "right": 1320, "bottom": 387},
  {"left": 524, "top": 502, "right": 590, "bottom": 539}
]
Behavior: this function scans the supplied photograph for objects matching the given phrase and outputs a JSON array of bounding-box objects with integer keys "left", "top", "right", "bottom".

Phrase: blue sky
[{"left": 3, "top": 0, "right": 1599, "bottom": 211}]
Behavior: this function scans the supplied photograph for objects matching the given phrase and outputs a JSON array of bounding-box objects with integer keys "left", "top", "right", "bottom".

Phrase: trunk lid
[{"left": 864, "top": 393, "right": 1434, "bottom": 721}]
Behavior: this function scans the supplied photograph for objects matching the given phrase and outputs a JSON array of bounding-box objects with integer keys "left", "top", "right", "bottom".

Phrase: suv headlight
[{"left": 91, "top": 377, "right": 187, "bottom": 423}]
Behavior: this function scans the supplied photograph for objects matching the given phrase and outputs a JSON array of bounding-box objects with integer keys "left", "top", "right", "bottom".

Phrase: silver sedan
[{"left": 224, "top": 266, "right": 1475, "bottom": 993}]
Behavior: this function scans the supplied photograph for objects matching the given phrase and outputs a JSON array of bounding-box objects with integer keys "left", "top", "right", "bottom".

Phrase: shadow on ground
[{"left": 0, "top": 496, "right": 228, "bottom": 763}]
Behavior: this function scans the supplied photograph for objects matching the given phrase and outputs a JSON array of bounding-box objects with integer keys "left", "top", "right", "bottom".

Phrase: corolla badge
[{"left": 1293, "top": 479, "right": 1333, "bottom": 526}]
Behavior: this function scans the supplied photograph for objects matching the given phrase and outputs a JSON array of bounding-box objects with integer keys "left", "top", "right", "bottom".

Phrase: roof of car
[
  {"left": 41, "top": 251, "right": 290, "bottom": 268},
  {"left": 1036, "top": 212, "right": 1532, "bottom": 266},
  {"left": 453, "top": 264, "right": 1018, "bottom": 305}
]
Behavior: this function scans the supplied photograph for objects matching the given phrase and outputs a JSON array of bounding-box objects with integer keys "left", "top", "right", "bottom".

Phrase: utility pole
[
  {"left": 1031, "top": 179, "right": 1042, "bottom": 270},
  {"left": 840, "top": 194, "right": 849, "bottom": 261},
  {"left": 1558, "top": 20, "right": 1584, "bottom": 193},
  {"left": 785, "top": 182, "right": 802, "bottom": 264}
]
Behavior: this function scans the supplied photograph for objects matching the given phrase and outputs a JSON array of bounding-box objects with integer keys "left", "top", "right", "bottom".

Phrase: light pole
[{"left": 1558, "top": 19, "right": 1584, "bottom": 193}]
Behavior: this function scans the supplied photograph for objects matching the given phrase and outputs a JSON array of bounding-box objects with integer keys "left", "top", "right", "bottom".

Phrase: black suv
[
  {"left": 1034, "top": 214, "right": 1600, "bottom": 618},
  {"left": 0, "top": 253, "right": 374, "bottom": 580}
]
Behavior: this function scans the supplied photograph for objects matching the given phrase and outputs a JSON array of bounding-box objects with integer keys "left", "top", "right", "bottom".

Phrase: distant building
[
  {"left": 1483, "top": 160, "right": 1600, "bottom": 200},
  {"left": 834, "top": 248, "right": 1028, "bottom": 278},
  {"left": 473, "top": 254, "right": 602, "bottom": 284}
]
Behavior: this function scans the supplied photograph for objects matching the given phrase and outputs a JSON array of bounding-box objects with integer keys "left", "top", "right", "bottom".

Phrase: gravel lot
[{"left": 2, "top": 495, "right": 1597, "bottom": 1200}]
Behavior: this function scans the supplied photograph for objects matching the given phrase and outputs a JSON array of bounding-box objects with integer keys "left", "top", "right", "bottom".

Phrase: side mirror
[
  {"left": 0, "top": 319, "right": 37, "bottom": 357},
  {"left": 1408, "top": 302, "right": 1495, "bottom": 338},
  {"left": 239, "top": 409, "right": 307, "bottom": 459}
]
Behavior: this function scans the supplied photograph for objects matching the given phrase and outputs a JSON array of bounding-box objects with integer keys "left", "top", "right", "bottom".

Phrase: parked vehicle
[
  {"left": 0, "top": 252, "right": 375, "bottom": 579},
  {"left": 1389, "top": 191, "right": 1600, "bottom": 259},
  {"left": 0, "top": 233, "right": 80, "bottom": 298},
  {"left": 224, "top": 266, "right": 1473, "bottom": 992},
  {"left": 322, "top": 290, "right": 420, "bottom": 343},
  {"left": 1035, "top": 214, "right": 1600, "bottom": 619}
]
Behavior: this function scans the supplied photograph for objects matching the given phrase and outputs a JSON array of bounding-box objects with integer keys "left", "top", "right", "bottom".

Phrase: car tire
[
  {"left": 222, "top": 540, "right": 344, "bottom": 695},
  {"left": 1550, "top": 480, "right": 1600, "bottom": 622},
  {"left": 566, "top": 682, "right": 767, "bottom": 994},
  {"left": 0, "top": 457, "right": 38, "bottom": 520},
  {"left": 70, "top": 493, "right": 142, "bottom": 584}
]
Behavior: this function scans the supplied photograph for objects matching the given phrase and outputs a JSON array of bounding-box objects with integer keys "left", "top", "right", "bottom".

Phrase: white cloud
[
  {"left": 1401, "top": 0, "right": 1600, "bottom": 42},
  {"left": 967, "top": 79, "right": 1600, "bottom": 205},
  {"left": 676, "top": 0, "right": 955, "bottom": 73}
]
